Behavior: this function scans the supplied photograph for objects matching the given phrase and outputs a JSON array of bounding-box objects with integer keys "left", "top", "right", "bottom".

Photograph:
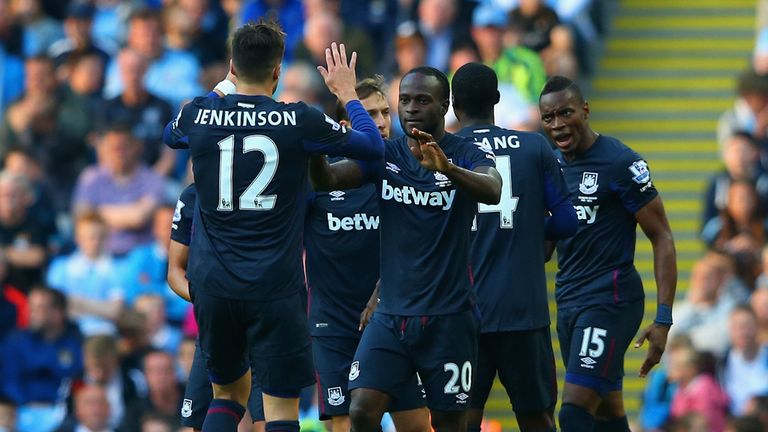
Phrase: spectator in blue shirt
[
  {"left": 103, "top": 8, "right": 203, "bottom": 110},
  {"left": 1, "top": 286, "right": 83, "bottom": 405},
  {"left": 47, "top": 212, "right": 125, "bottom": 337}
]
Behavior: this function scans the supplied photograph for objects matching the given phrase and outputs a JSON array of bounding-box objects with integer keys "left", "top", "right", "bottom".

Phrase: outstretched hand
[
  {"left": 409, "top": 128, "right": 451, "bottom": 173},
  {"left": 634, "top": 323, "right": 669, "bottom": 378},
  {"left": 317, "top": 42, "right": 358, "bottom": 105}
]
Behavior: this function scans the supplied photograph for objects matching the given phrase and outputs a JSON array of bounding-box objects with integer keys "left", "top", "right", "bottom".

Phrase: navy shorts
[
  {"left": 472, "top": 327, "right": 557, "bottom": 413},
  {"left": 313, "top": 336, "right": 426, "bottom": 420},
  {"left": 348, "top": 310, "right": 478, "bottom": 411},
  {"left": 192, "top": 289, "right": 314, "bottom": 395},
  {"left": 556, "top": 300, "right": 644, "bottom": 394},
  {"left": 180, "top": 340, "right": 265, "bottom": 428}
]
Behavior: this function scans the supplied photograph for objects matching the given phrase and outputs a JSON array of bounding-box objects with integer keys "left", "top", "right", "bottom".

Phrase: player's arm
[
  {"left": 411, "top": 129, "right": 501, "bottom": 204},
  {"left": 307, "top": 43, "right": 384, "bottom": 161},
  {"left": 359, "top": 278, "right": 380, "bottom": 331},
  {"left": 308, "top": 155, "right": 368, "bottom": 191},
  {"left": 634, "top": 195, "right": 677, "bottom": 377},
  {"left": 541, "top": 141, "right": 578, "bottom": 240},
  {"left": 167, "top": 240, "right": 191, "bottom": 302}
]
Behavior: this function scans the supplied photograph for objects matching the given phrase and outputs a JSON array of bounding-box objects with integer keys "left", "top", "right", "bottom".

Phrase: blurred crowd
[
  {"left": 0, "top": 0, "right": 608, "bottom": 431},
  {"left": 635, "top": 3, "right": 768, "bottom": 432}
]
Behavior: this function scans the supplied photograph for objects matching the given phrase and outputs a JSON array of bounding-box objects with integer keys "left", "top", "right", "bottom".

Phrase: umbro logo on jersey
[
  {"left": 386, "top": 162, "right": 401, "bottom": 173},
  {"left": 580, "top": 357, "right": 597, "bottom": 369},
  {"left": 381, "top": 180, "right": 455, "bottom": 210},
  {"left": 329, "top": 190, "right": 345, "bottom": 201},
  {"left": 579, "top": 172, "right": 599, "bottom": 195},
  {"left": 456, "top": 393, "right": 469, "bottom": 403}
]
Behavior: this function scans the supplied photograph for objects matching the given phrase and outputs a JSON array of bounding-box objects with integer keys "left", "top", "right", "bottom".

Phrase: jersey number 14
[
  {"left": 477, "top": 156, "right": 518, "bottom": 229},
  {"left": 217, "top": 134, "right": 280, "bottom": 211}
]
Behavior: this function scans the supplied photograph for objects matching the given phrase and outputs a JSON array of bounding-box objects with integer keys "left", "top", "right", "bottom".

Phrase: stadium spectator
[
  {"left": 140, "top": 412, "right": 174, "bottom": 432},
  {"left": 669, "top": 253, "right": 737, "bottom": 356},
  {"left": 0, "top": 0, "right": 23, "bottom": 57},
  {"left": 46, "top": 212, "right": 124, "bottom": 337},
  {"left": 750, "top": 287, "right": 768, "bottom": 344},
  {"left": 708, "top": 180, "right": 765, "bottom": 253},
  {"left": 743, "top": 395, "right": 768, "bottom": 429},
  {"left": 668, "top": 346, "right": 729, "bottom": 432},
  {"left": 56, "top": 384, "right": 114, "bottom": 432},
  {"left": 176, "top": 0, "right": 229, "bottom": 66},
  {"left": 277, "top": 61, "right": 328, "bottom": 107},
  {"left": 702, "top": 132, "right": 768, "bottom": 242},
  {"left": 133, "top": 294, "right": 182, "bottom": 355},
  {"left": 90, "top": 0, "right": 130, "bottom": 53},
  {"left": 1, "top": 286, "right": 83, "bottom": 406},
  {"left": 103, "top": 8, "right": 203, "bottom": 110},
  {"left": 175, "top": 337, "right": 196, "bottom": 384},
  {"left": 78, "top": 335, "right": 142, "bottom": 429},
  {"left": 48, "top": 2, "right": 111, "bottom": 83},
  {"left": 73, "top": 123, "right": 166, "bottom": 257},
  {"left": 0, "top": 396, "right": 17, "bottom": 432},
  {"left": 10, "top": 0, "right": 63, "bottom": 57},
  {"left": 2, "top": 146, "right": 58, "bottom": 234},
  {"left": 240, "top": 0, "right": 304, "bottom": 63},
  {"left": 417, "top": 0, "right": 460, "bottom": 71},
  {"left": 120, "top": 204, "right": 188, "bottom": 321},
  {"left": 120, "top": 350, "right": 182, "bottom": 431},
  {"left": 0, "top": 171, "right": 52, "bottom": 293},
  {"left": 508, "top": 0, "right": 560, "bottom": 52},
  {"left": 721, "top": 305, "right": 768, "bottom": 416},
  {"left": 540, "top": 25, "right": 578, "bottom": 78},
  {"left": 470, "top": 3, "right": 546, "bottom": 106},
  {"left": 1, "top": 55, "right": 89, "bottom": 200},
  {"left": 725, "top": 416, "right": 765, "bottom": 432},
  {"left": 58, "top": 50, "right": 105, "bottom": 157},
  {"left": 98, "top": 48, "right": 175, "bottom": 177},
  {"left": 717, "top": 70, "right": 768, "bottom": 153},
  {"left": 162, "top": 3, "right": 222, "bottom": 68},
  {"left": 0, "top": 252, "right": 27, "bottom": 339}
]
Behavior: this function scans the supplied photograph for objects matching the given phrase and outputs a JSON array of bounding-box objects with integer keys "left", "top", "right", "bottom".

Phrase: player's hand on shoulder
[
  {"left": 317, "top": 42, "right": 358, "bottom": 105},
  {"left": 410, "top": 128, "right": 450, "bottom": 172},
  {"left": 634, "top": 323, "right": 670, "bottom": 378}
]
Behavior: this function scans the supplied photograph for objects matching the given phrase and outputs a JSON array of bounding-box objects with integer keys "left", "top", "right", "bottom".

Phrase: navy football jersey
[
  {"left": 164, "top": 94, "right": 383, "bottom": 300},
  {"left": 305, "top": 184, "right": 379, "bottom": 338},
  {"left": 357, "top": 133, "right": 496, "bottom": 316},
  {"left": 555, "top": 135, "right": 658, "bottom": 308},
  {"left": 171, "top": 184, "right": 196, "bottom": 246},
  {"left": 458, "top": 126, "right": 570, "bottom": 332}
]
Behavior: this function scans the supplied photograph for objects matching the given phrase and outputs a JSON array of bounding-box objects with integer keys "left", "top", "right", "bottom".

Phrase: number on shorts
[
  {"left": 443, "top": 361, "right": 472, "bottom": 394},
  {"left": 217, "top": 134, "right": 280, "bottom": 211},
  {"left": 579, "top": 326, "right": 607, "bottom": 358}
]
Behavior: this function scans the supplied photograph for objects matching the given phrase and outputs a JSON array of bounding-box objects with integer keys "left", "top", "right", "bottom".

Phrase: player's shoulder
[
  {"left": 596, "top": 135, "right": 641, "bottom": 160},
  {"left": 179, "top": 183, "right": 197, "bottom": 204}
]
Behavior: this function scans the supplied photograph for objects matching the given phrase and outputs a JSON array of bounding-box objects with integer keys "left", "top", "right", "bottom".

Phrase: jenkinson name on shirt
[{"left": 193, "top": 108, "right": 298, "bottom": 127}]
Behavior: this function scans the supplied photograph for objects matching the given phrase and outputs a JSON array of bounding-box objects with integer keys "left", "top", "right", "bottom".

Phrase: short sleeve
[
  {"left": 171, "top": 186, "right": 196, "bottom": 246},
  {"left": 455, "top": 138, "right": 496, "bottom": 171},
  {"left": 300, "top": 104, "right": 351, "bottom": 154},
  {"left": 611, "top": 150, "right": 658, "bottom": 214}
]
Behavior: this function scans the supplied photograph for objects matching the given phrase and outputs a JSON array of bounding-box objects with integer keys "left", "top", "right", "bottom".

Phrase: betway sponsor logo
[
  {"left": 381, "top": 179, "right": 455, "bottom": 210},
  {"left": 327, "top": 212, "right": 379, "bottom": 231},
  {"left": 574, "top": 205, "right": 599, "bottom": 224}
]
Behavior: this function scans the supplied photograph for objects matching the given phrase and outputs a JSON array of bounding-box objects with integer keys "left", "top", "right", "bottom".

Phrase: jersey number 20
[{"left": 217, "top": 134, "right": 279, "bottom": 211}]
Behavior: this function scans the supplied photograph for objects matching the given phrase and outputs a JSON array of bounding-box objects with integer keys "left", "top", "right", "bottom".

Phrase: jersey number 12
[
  {"left": 477, "top": 155, "right": 518, "bottom": 229},
  {"left": 217, "top": 134, "right": 280, "bottom": 211}
]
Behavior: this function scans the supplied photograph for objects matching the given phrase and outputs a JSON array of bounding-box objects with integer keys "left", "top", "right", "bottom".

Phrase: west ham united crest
[
  {"left": 327, "top": 387, "right": 346, "bottom": 406},
  {"left": 579, "top": 172, "right": 599, "bottom": 195}
]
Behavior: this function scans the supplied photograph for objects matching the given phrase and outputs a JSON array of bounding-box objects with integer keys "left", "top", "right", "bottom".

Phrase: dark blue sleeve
[
  {"left": 301, "top": 101, "right": 384, "bottom": 160},
  {"left": 171, "top": 186, "right": 196, "bottom": 246},
  {"left": 541, "top": 139, "right": 577, "bottom": 240},
  {"left": 455, "top": 137, "right": 496, "bottom": 171},
  {"left": 611, "top": 149, "right": 659, "bottom": 214},
  {"left": 162, "top": 93, "right": 217, "bottom": 149}
]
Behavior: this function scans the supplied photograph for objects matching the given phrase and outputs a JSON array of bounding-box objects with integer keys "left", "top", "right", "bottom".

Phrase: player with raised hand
[
  {"left": 309, "top": 66, "right": 501, "bottom": 432},
  {"left": 305, "top": 76, "right": 430, "bottom": 432},
  {"left": 538, "top": 76, "right": 677, "bottom": 432},
  {"left": 452, "top": 62, "right": 577, "bottom": 432},
  {"left": 163, "top": 20, "right": 384, "bottom": 432}
]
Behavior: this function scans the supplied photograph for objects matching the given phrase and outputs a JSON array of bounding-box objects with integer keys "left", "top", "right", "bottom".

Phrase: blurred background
[{"left": 0, "top": 0, "right": 766, "bottom": 431}]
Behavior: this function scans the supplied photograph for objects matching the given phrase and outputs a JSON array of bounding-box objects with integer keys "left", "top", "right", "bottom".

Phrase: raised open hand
[
  {"left": 410, "top": 128, "right": 450, "bottom": 173},
  {"left": 316, "top": 42, "right": 358, "bottom": 105}
]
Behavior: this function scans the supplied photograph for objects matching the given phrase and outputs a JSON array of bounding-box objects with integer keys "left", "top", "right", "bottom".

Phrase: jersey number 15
[{"left": 217, "top": 134, "right": 280, "bottom": 211}]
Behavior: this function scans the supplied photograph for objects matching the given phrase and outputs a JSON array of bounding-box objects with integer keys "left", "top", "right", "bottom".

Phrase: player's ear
[
  {"left": 493, "top": 90, "right": 500, "bottom": 105},
  {"left": 441, "top": 98, "right": 450, "bottom": 116},
  {"left": 273, "top": 63, "right": 281, "bottom": 81},
  {"left": 583, "top": 101, "right": 590, "bottom": 120},
  {"left": 228, "top": 59, "right": 236, "bottom": 78}
]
